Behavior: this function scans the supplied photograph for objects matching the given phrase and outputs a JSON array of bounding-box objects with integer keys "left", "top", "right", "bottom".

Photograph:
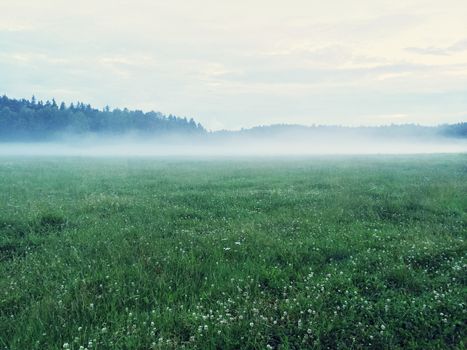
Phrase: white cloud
[
  {"left": 0, "top": 0, "right": 466, "bottom": 129},
  {"left": 0, "top": 21, "right": 33, "bottom": 32},
  {"left": 406, "top": 39, "right": 467, "bottom": 56}
]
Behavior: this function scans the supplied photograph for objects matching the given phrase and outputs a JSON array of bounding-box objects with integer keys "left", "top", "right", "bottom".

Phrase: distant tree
[{"left": 0, "top": 95, "right": 206, "bottom": 141}]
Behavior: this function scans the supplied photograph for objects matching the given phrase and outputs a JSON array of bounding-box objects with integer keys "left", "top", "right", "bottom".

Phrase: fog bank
[{"left": 1, "top": 134, "right": 466, "bottom": 157}]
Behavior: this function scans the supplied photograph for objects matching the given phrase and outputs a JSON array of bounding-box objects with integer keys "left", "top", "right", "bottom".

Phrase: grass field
[{"left": 0, "top": 155, "right": 466, "bottom": 349}]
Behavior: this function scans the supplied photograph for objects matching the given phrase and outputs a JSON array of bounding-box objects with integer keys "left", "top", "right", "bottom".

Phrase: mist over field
[
  {"left": 1, "top": 95, "right": 465, "bottom": 156},
  {"left": 1, "top": 133, "right": 466, "bottom": 157}
]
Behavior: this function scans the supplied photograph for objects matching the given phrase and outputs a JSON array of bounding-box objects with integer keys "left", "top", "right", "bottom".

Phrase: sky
[{"left": 1, "top": 0, "right": 467, "bottom": 130}]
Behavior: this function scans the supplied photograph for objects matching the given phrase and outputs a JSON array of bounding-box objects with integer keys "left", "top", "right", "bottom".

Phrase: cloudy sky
[{"left": 1, "top": 0, "right": 467, "bottom": 130}]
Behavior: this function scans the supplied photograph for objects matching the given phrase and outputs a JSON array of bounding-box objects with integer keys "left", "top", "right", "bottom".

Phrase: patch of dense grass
[{"left": 0, "top": 155, "right": 466, "bottom": 349}]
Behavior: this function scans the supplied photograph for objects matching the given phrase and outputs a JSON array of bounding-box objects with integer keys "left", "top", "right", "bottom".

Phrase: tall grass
[{"left": 0, "top": 155, "right": 466, "bottom": 349}]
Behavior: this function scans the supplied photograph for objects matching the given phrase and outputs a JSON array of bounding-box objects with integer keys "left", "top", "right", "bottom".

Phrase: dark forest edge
[
  {"left": 0, "top": 95, "right": 466, "bottom": 141},
  {"left": 0, "top": 95, "right": 204, "bottom": 141}
]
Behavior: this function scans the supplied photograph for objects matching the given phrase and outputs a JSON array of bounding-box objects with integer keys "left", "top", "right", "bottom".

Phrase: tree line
[
  {"left": 0, "top": 95, "right": 465, "bottom": 141},
  {"left": 0, "top": 95, "right": 205, "bottom": 141},
  {"left": 230, "top": 123, "right": 467, "bottom": 139}
]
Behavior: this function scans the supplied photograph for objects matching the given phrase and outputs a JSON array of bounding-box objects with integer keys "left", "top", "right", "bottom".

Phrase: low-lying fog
[{"left": 0, "top": 133, "right": 466, "bottom": 156}]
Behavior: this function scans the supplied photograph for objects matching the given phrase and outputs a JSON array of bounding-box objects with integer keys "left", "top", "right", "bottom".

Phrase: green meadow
[{"left": 0, "top": 155, "right": 466, "bottom": 349}]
